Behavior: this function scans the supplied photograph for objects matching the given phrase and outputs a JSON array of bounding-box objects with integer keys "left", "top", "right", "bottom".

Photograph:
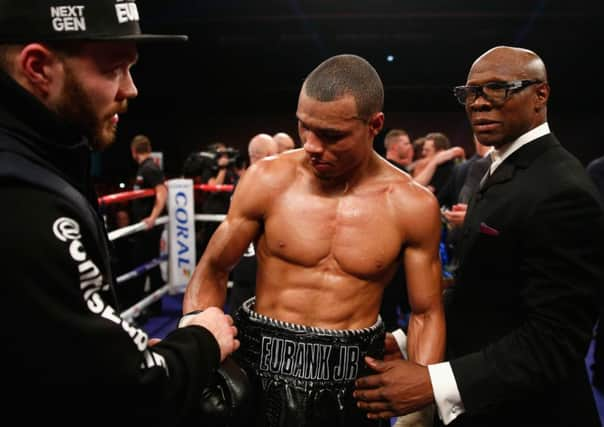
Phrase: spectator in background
[
  {"left": 413, "top": 146, "right": 465, "bottom": 194},
  {"left": 228, "top": 133, "right": 280, "bottom": 314},
  {"left": 407, "top": 136, "right": 427, "bottom": 175},
  {"left": 248, "top": 133, "right": 278, "bottom": 163},
  {"left": 273, "top": 131, "right": 296, "bottom": 152},
  {"left": 130, "top": 134, "right": 167, "bottom": 317},
  {"left": 439, "top": 136, "right": 492, "bottom": 276},
  {"left": 384, "top": 128, "right": 414, "bottom": 172},
  {"left": 355, "top": 45, "right": 604, "bottom": 427},
  {"left": 413, "top": 132, "right": 460, "bottom": 197},
  {"left": 199, "top": 142, "right": 239, "bottom": 254},
  {"left": 232, "top": 153, "right": 248, "bottom": 185},
  {"left": 0, "top": 0, "right": 238, "bottom": 424}
]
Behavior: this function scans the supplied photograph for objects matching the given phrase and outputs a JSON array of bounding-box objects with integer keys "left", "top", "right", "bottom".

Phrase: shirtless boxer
[{"left": 183, "top": 54, "right": 445, "bottom": 427}]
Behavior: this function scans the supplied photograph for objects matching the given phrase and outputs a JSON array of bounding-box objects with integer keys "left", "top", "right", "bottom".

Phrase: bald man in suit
[{"left": 356, "top": 45, "right": 604, "bottom": 427}]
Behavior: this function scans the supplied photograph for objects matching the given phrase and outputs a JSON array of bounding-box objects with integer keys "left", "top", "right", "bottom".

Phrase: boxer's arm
[
  {"left": 413, "top": 147, "right": 465, "bottom": 187},
  {"left": 402, "top": 189, "right": 445, "bottom": 365},
  {"left": 183, "top": 161, "right": 270, "bottom": 313},
  {"left": 183, "top": 214, "right": 260, "bottom": 312}
]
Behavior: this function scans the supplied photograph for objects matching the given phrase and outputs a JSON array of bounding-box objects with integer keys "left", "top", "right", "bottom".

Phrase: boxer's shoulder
[{"left": 243, "top": 152, "right": 297, "bottom": 190}]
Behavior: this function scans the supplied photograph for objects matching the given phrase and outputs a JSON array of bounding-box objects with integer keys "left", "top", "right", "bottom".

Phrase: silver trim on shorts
[{"left": 240, "top": 297, "right": 383, "bottom": 337}]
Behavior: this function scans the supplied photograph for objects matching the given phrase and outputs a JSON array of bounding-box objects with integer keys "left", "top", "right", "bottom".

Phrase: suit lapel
[
  {"left": 457, "top": 134, "right": 561, "bottom": 268},
  {"left": 480, "top": 160, "right": 515, "bottom": 191},
  {"left": 478, "top": 134, "right": 560, "bottom": 193}
]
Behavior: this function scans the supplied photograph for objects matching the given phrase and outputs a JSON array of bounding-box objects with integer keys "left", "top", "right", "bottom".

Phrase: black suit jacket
[{"left": 444, "top": 133, "right": 604, "bottom": 427}]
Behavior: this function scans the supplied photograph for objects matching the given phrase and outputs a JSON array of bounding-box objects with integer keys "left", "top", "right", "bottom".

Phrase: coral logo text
[{"left": 174, "top": 191, "right": 192, "bottom": 271}]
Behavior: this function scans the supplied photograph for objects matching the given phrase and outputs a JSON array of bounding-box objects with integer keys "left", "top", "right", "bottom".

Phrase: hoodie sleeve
[{"left": 1, "top": 184, "right": 220, "bottom": 425}]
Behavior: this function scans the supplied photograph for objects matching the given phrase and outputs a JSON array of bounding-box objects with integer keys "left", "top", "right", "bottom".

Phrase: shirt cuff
[
  {"left": 392, "top": 328, "right": 408, "bottom": 359},
  {"left": 427, "top": 362, "right": 465, "bottom": 425}
]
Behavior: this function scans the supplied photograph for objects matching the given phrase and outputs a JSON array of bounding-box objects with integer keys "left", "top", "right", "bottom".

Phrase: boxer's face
[
  {"left": 297, "top": 91, "right": 381, "bottom": 180},
  {"left": 50, "top": 41, "right": 138, "bottom": 151}
]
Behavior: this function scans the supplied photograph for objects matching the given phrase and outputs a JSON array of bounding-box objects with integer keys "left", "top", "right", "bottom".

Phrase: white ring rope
[
  {"left": 194, "top": 213, "right": 226, "bottom": 223},
  {"left": 108, "top": 214, "right": 225, "bottom": 242},
  {"left": 115, "top": 254, "right": 169, "bottom": 284},
  {"left": 108, "top": 216, "right": 169, "bottom": 241},
  {"left": 105, "top": 184, "right": 231, "bottom": 321},
  {"left": 121, "top": 283, "right": 171, "bottom": 322}
]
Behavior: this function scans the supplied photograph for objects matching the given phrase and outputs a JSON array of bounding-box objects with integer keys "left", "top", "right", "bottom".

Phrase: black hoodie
[{"left": 0, "top": 70, "right": 219, "bottom": 426}]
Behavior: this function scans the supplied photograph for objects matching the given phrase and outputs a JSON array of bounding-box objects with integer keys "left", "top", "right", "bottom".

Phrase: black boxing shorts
[{"left": 232, "top": 297, "right": 388, "bottom": 427}]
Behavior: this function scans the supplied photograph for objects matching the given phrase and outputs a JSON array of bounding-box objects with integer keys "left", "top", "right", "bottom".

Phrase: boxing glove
[{"left": 199, "top": 356, "right": 253, "bottom": 426}]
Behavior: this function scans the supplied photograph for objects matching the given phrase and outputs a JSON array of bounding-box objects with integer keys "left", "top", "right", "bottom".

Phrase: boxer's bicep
[
  {"left": 401, "top": 194, "right": 445, "bottom": 364},
  {"left": 402, "top": 190, "right": 442, "bottom": 313},
  {"left": 184, "top": 165, "right": 269, "bottom": 312}
]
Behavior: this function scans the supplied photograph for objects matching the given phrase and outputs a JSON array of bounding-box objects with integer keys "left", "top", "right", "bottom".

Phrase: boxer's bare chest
[{"left": 263, "top": 183, "right": 403, "bottom": 278}]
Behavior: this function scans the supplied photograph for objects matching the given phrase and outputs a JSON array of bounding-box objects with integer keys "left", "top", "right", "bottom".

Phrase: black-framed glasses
[{"left": 453, "top": 79, "right": 542, "bottom": 105}]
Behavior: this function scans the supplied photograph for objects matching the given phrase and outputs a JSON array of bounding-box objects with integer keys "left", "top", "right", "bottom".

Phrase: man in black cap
[{"left": 0, "top": 1, "right": 238, "bottom": 425}]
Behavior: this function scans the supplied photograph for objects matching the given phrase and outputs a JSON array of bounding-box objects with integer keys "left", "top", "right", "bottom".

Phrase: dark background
[{"left": 96, "top": 0, "right": 604, "bottom": 189}]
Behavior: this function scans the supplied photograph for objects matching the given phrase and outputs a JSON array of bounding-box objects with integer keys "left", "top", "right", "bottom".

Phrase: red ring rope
[{"left": 98, "top": 184, "right": 234, "bottom": 206}]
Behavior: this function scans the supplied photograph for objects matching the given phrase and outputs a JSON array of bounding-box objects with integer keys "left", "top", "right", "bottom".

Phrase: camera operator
[
  {"left": 183, "top": 142, "right": 240, "bottom": 256},
  {"left": 183, "top": 142, "right": 240, "bottom": 185}
]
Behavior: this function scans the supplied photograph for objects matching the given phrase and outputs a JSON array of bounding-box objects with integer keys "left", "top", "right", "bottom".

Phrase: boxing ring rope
[
  {"left": 98, "top": 184, "right": 233, "bottom": 208},
  {"left": 99, "top": 181, "right": 232, "bottom": 322}
]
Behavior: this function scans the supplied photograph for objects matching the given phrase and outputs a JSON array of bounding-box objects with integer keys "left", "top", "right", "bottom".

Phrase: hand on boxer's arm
[
  {"left": 179, "top": 307, "right": 239, "bottom": 362},
  {"left": 354, "top": 357, "right": 434, "bottom": 419}
]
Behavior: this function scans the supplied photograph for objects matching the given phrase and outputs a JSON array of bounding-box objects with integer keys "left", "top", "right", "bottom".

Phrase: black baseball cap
[{"left": 0, "top": 0, "right": 188, "bottom": 43}]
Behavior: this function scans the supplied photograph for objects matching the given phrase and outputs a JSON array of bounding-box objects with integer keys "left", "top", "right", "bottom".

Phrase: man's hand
[
  {"left": 143, "top": 216, "right": 156, "bottom": 230},
  {"left": 180, "top": 307, "right": 239, "bottom": 361},
  {"left": 217, "top": 155, "right": 230, "bottom": 169},
  {"left": 442, "top": 203, "right": 467, "bottom": 228},
  {"left": 354, "top": 357, "right": 434, "bottom": 419}
]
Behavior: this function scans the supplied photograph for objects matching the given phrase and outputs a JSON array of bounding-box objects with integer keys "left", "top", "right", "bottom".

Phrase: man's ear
[
  {"left": 368, "top": 112, "right": 385, "bottom": 137},
  {"left": 534, "top": 82, "right": 550, "bottom": 111},
  {"left": 16, "top": 43, "right": 61, "bottom": 97}
]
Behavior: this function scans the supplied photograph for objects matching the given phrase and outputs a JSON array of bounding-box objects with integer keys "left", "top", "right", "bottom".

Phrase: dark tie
[
  {"left": 478, "top": 151, "right": 495, "bottom": 189},
  {"left": 458, "top": 154, "right": 493, "bottom": 203}
]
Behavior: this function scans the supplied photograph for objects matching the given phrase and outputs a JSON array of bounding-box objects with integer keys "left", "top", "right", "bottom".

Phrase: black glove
[{"left": 200, "top": 356, "right": 253, "bottom": 426}]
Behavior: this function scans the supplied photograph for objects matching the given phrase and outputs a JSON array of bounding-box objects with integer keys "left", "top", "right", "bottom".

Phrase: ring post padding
[{"left": 166, "top": 179, "right": 197, "bottom": 294}]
